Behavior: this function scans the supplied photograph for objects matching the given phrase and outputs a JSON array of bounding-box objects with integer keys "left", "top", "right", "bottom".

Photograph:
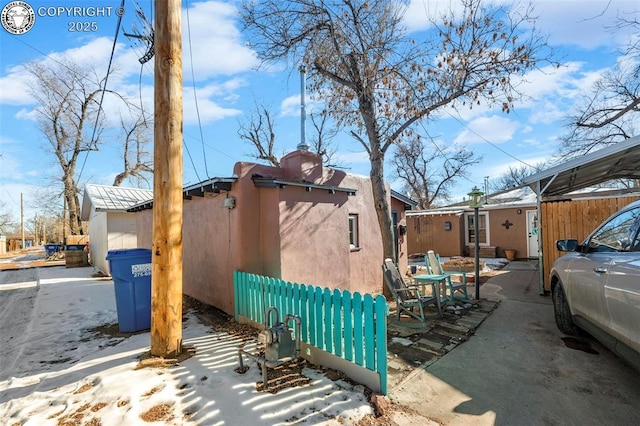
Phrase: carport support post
[
  {"left": 474, "top": 206, "right": 480, "bottom": 300},
  {"left": 151, "top": 0, "right": 183, "bottom": 358},
  {"left": 468, "top": 186, "right": 484, "bottom": 300}
]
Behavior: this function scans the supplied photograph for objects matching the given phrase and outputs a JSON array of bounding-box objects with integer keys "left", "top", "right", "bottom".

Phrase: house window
[
  {"left": 349, "top": 214, "right": 360, "bottom": 250},
  {"left": 465, "top": 212, "right": 489, "bottom": 245}
]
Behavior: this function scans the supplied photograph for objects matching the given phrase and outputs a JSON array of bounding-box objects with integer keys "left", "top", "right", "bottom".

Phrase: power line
[
  {"left": 444, "top": 109, "right": 535, "bottom": 169},
  {"left": 77, "top": 0, "right": 127, "bottom": 183},
  {"left": 6, "top": 1, "right": 242, "bottom": 186},
  {"left": 185, "top": 0, "right": 210, "bottom": 178}
]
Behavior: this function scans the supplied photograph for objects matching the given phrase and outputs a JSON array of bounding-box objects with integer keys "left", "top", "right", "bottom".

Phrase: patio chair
[
  {"left": 425, "top": 250, "right": 471, "bottom": 304},
  {"left": 382, "top": 258, "right": 440, "bottom": 325}
]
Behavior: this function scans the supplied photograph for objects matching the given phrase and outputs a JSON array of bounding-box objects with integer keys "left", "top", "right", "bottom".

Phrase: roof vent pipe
[{"left": 297, "top": 65, "right": 310, "bottom": 151}]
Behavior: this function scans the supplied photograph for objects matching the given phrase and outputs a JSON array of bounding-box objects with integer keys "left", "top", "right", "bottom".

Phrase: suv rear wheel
[{"left": 552, "top": 281, "right": 579, "bottom": 335}]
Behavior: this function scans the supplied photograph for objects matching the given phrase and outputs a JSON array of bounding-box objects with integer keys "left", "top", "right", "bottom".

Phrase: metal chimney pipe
[{"left": 297, "top": 65, "right": 309, "bottom": 151}]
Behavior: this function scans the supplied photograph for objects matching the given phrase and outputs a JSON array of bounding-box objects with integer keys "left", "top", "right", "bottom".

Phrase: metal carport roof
[
  {"left": 523, "top": 135, "right": 640, "bottom": 197},
  {"left": 522, "top": 134, "right": 640, "bottom": 295}
]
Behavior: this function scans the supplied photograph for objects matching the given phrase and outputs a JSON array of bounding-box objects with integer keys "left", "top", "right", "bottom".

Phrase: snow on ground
[{"left": 0, "top": 265, "right": 373, "bottom": 425}]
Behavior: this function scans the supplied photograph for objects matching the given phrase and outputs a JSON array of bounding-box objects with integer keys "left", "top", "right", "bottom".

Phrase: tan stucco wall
[
  {"left": 134, "top": 150, "right": 398, "bottom": 315},
  {"left": 484, "top": 207, "right": 530, "bottom": 259},
  {"left": 407, "top": 206, "right": 534, "bottom": 259},
  {"left": 407, "top": 214, "right": 465, "bottom": 257}
]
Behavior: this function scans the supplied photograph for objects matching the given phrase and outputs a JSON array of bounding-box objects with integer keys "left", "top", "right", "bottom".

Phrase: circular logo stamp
[{"left": 1, "top": 1, "right": 35, "bottom": 35}]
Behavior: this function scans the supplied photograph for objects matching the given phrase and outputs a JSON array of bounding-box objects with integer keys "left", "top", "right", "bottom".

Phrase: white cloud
[
  {"left": 280, "top": 95, "right": 301, "bottom": 117},
  {"left": 406, "top": 0, "right": 640, "bottom": 51},
  {"left": 482, "top": 153, "right": 553, "bottom": 180},
  {"left": 530, "top": 0, "right": 638, "bottom": 50},
  {"left": 182, "top": 82, "right": 245, "bottom": 125},
  {"left": 0, "top": 64, "right": 34, "bottom": 105},
  {"left": 184, "top": 97, "right": 242, "bottom": 125},
  {"left": 181, "top": 1, "right": 257, "bottom": 80},
  {"left": 453, "top": 115, "right": 519, "bottom": 145},
  {"left": 332, "top": 150, "right": 370, "bottom": 166},
  {"left": 279, "top": 94, "right": 324, "bottom": 118}
]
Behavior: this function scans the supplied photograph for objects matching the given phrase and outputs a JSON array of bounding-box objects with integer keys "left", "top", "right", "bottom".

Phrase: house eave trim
[
  {"left": 127, "top": 177, "right": 238, "bottom": 212},
  {"left": 252, "top": 176, "right": 357, "bottom": 196}
]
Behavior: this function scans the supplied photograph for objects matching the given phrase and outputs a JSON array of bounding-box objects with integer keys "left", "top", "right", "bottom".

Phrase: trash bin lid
[{"left": 106, "top": 248, "right": 152, "bottom": 260}]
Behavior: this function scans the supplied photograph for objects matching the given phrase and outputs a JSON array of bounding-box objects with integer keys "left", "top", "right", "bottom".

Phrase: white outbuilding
[{"left": 80, "top": 184, "right": 153, "bottom": 275}]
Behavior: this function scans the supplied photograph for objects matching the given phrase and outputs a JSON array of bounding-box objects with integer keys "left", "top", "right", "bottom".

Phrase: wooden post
[
  {"left": 151, "top": 0, "right": 183, "bottom": 358},
  {"left": 21, "top": 193, "right": 25, "bottom": 250}
]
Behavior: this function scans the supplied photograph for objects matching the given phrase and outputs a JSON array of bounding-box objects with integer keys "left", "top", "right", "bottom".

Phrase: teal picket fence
[{"left": 233, "top": 271, "right": 388, "bottom": 395}]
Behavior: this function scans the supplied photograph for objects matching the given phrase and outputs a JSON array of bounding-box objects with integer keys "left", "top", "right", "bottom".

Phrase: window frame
[
  {"left": 464, "top": 211, "right": 490, "bottom": 246},
  {"left": 349, "top": 213, "right": 360, "bottom": 251}
]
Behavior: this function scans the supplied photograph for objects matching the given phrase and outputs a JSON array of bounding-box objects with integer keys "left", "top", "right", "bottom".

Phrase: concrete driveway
[{"left": 391, "top": 261, "right": 640, "bottom": 425}]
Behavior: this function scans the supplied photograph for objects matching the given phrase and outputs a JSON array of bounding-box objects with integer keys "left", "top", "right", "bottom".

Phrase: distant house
[
  {"left": 406, "top": 186, "right": 539, "bottom": 260},
  {"left": 130, "top": 149, "right": 413, "bottom": 315},
  {"left": 80, "top": 184, "right": 153, "bottom": 274},
  {"left": 4, "top": 235, "right": 36, "bottom": 251}
]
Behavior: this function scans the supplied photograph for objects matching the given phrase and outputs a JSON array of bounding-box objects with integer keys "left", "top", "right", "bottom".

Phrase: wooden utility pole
[
  {"left": 20, "top": 193, "right": 24, "bottom": 250},
  {"left": 151, "top": 0, "right": 183, "bottom": 358}
]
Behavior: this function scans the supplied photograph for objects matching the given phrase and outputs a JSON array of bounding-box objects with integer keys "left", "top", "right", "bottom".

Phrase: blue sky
[{"left": 0, "top": 0, "right": 638, "bottom": 224}]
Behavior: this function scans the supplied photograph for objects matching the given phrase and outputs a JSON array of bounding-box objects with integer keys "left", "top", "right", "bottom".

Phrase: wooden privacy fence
[
  {"left": 541, "top": 195, "right": 640, "bottom": 291},
  {"left": 234, "top": 271, "right": 389, "bottom": 395}
]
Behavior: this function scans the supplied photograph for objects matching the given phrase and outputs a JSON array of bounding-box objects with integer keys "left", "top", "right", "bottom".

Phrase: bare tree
[
  {"left": 0, "top": 201, "right": 15, "bottom": 234},
  {"left": 112, "top": 114, "right": 154, "bottom": 187},
  {"left": 393, "top": 137, "right": 481, "bottom": 209},
  {"left": 308, "top": 109, "right": 343, "bottom": 168},
  {"left": 241, "top": 0, "right": 554, "bottom": 266},
  {"left": 490, "top": 162, "right": 546, "bottom": 192},
  {"left": 238, "top": 102, "right": 280, "bottom": 167},
  {"left": 559, "top": 12, "right": 639, "bottom": 157},
  {"left": 238, "top": 102, "right": 342, "bottom": 168},
  {"left": 25, "top": 59, "right": 112, "bottom": 235},
  {"left": 560, "top": 64, "right": 639, "bottom": 157}
]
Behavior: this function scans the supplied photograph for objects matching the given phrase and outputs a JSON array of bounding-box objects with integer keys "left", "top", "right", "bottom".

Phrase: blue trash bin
[
  {"left": 106, "top": 248, "right": 152, "bottom": 333},
  {"left": 45, "top": 244, "right": 61, "bottom": 256}
]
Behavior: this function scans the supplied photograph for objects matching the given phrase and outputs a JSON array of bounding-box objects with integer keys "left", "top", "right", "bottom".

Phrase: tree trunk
[
  {"left": 369, "top": 147, "right": 395, "bottom": 298},
  {"left": 63, "top": 176, "right": 82, "bottom": 236}
]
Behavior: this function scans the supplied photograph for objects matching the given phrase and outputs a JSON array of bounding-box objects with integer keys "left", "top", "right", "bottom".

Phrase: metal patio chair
[
  {"left": 382, "top": 258, "right": 440, "bottom": 325},
  {"left": 425, "top": 250, "right": 471, "bottom": 304}
]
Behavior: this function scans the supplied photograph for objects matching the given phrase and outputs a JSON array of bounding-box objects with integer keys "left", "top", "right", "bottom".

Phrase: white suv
[{"left": 550, "top": 200, "right": 640, "bottom": 372}]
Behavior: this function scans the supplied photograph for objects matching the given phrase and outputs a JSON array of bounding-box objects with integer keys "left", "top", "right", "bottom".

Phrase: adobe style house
[
  {"left": 131, "top": 150, "right": 413, "bottom": 315},
  {"left": 80, "top": 184, "right": 154, "bottom": 275},
  {"left": 406, "top": 186, "right": 539, "bottom": 260}
]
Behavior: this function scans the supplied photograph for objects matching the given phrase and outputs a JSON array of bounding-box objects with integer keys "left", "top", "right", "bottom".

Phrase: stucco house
[
  {"left": 80, "top": 184, "right": 154, "bottom": 275},
  {"left": 130, "top": 149, "right": 413, "bottom": 315},
  {"left": 406, "top": 186, "right": 539, "bottom": 260}
]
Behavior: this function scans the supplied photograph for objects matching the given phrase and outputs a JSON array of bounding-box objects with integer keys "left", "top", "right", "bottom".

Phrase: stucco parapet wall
[
  {"left": 280, "top": 149, "right": 323, "bottom": 182},
  {"left": 233, "top": 150, "right": 353, "bottom": 189}
]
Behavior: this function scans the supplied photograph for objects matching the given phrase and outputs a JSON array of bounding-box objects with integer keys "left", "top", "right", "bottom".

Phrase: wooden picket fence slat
[{"left": 233, "top": 271, "right": 388, "bottom": 395}]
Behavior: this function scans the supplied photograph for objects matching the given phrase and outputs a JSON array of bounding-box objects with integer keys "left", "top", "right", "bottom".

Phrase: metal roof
[
  {"left": 523, "top": 135, "right": 640, "bottom": 197},
  {"left": 81, "top": 184, "right": 153, "bottom": 220}
]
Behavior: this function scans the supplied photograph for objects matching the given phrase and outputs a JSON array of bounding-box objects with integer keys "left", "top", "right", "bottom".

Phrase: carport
[{"left": 523, "top": 134, "right": 640, "bottom": 294}]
